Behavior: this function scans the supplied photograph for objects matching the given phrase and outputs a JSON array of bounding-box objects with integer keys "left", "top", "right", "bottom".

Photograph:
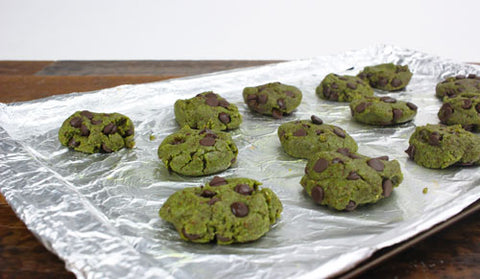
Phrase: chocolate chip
[
  {"left": 200, "top": 190, "right": 217, "bottom": 198},
  {"left": 231, "top": 202, "right": 249, "bottom": 217},
  {"left": 80, "top": 124, "right": 90, "bottom": 136},
  {"left": 462, "top": 99, "right": 473, "bottom": 109},
  {"left": 428, "top": 132, "right": 441, "bottom": 146},
  {"left": 456, "top": 75, "right": 466, "bottom": 79},
  {"left": 347, "top": 171, "right": 361, "bottom": 180},
  {"left": 376, "top": 156, "right": 389, "bottom": 161},
  {"left": 293, "top": 128, "right": 307, "bottom": 137},
  {"left": 367, "top": 158, "right": 384, "bottom": 171},
  {"left": 405, "top": 144, "right": 416, "bottom": 159},
  {"left": 311, "top": 115, "right": 323, "bottom": 125},
  {"left": 407, "top": 102, "right": 417, "bottom": 111},
  {"left": 218, "top": 112, "right": 231, "bottom": 124},
  {"left": 208, "top": 197, "right": 220, "bottom": 205},
  {"left": 333, "top": 127, "right": 346, "bottom": 138},
  {"left": 378, "top": 77, "right": 388, "bottom": 87},
  {"left": 392, "top": 109, "right": 403, "bottom": 122},
  {"left": 380, "top": 97, "right": 397, "bottom": 103},
  {"left": 272, "top": 109, "right": 283, "bottom": 119},
  {"left": 345, "top": 200, "right": 357, "bottom": 211},
  {"left": 258, "top": 94, "right": 268, "bottom": 104},
  {"left": 476, "top": 104, "right": 480, "bottom": 113},
  {"left": 125, "top": 128, "right": 134, "bottom": 136},
  {"left": 103, "top": 123, "right": 117, "bottom": 135},
  {"left": 205, "top": 97, "right": 219, "bottom": 107},
  {"left": 346, "top": 82, "right": 357, "bottom": 89},
  {"left": 355, "top": 102, "right": 367, "bottom": 113},
  {"left": 332, "top": 157, "right": 344, "bottom": 164},
  {"left": 91, "top": 119, "right": 102, "bottom": 125},
  {"left": 68, "top": 138, "right": 79, "bottom": 148},
  {"left": 311, "top": 186, "right": 324, "bottom": 204},
  {"left": 358, "top": 73, "right": 366, "bottom": 79},
  {"left": 284, "top": 90, "right": 295, "bottom": 97},
  {"left": 439, "top": 103, "right": 454, "bottom": 122},
  {"left": 234, "top": 184, "right": 253, "bottom": 195},
  {"left": 216, "top": 235, "right": 231, "bottom": 242},
  {"left": 219, "top": 100, "right": 230, "bottom": 108},
  {"left": 313, "top": 158, "right": 329, "bottom": 173},
  {"left": 323, "top": 86, "right": 331, "bottom": 97},
  {"left": 382, "top": 179, "right": 393, "bottom": 197},
  {"left": 171, "top": 137, "right": 185, "bottom": 145},
  {"left": 391, "top": 78, "right": 403, "bottom": 87},
  {"left": 331, "top": 83, "right": 339, "bottom": 89},
  {"left": 199, "top": 128, "right": 217, "bottom": 137},
  {"left": 199, "top": 137, "right": 215, "bottom": 146},
  {"left": 316, "top": 130, "right": 324, "bottom": 135},
  {"left": 247, "top": 94, "right": 257, "bottom": 101},
  {"left": 80, "top": 110, "right": 94, "bottom": 119},
  {"left": 468, "top": 74, "right": 477, "bottom": 79},
  {"left": 101, "top": 143, "right": 113, "bottom": 153},
  {"left": 329, "top": 92, "right": 339, "bottom": 101},
  {"left": 182, "top": 228, "right": 201, "bottom": 241},
  {"left": 339, "top": 76, "right": 347, "bottom": 81},
  {"left": 337, "top": 148, "right": 351, "bottom": 156},
  {"left": 70, "top": 117, "right": 82, "bottom": 128},
  {"left": 210, "top": 176, "right": 227, "bottom": 186},
  {"left": 277, "top": 98, "right": 286, "bottom": 109}
]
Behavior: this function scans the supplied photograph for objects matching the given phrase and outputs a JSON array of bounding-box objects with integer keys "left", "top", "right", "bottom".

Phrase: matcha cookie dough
[
  {"left": 278, "top": 115, "right": 358, "bottom": 159},
  {"left": 174, "top": 92, "right": 242, "bottom": 131},
  {"left": 436, "top": 74, "right": 480, "bottom": 99},
  {"left": 438, "top": 94, "right": 480, "bottom": 131},
  {"left": 157, "top": 126, "right": 238, "bottom": 176},
  {"left": 159, "top": 176, "right": 282, "bottom": 244},
  {"left": 357, "top": 63, "right": 412, "bottom": 91},
  {"left": 58, "top": 110, "right": 135, "bottom": 153},
  {"left": 243, "top": 82, "right": 302, "bottom": 119},
  {"left": 350, "top": 96, "right": 418, "bottom": 126},
  {"left": 300, "top": 148, "right": 403, "bottom": 211},
  {"left": 405, "top": 124, "right": 480, "bottom": 169},
  {"left": 316, "top": 73, "right": 373, "bottom": 102}
]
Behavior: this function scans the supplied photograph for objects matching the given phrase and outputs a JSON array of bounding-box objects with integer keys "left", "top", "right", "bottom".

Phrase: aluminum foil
[{"left": 2, "top": 45, "right": 480, "bottom": 279}]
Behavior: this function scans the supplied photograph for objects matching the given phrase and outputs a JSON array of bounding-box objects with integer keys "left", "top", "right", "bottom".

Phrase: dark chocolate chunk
[
  {"left": 231, "top": 202, "right": 249, "bottom": 217},
  {"left": 355, "top": 102, "right": 367, "bottom": 113},
  {"left": 346, "top": 82, "right": 357, "bottom": 89},
  {"left": 205, "top": 97, "right": 219, "bottom": 107},
  {"left": 406, "top": 102, "right": 418, "bottom": 111},
  {"left": 216, "top": 234, "right": 231, "bottom": 242},
  {"left": 182, "top": 228, "right": 201, "bottom": 241},
  {"left": 331, "top": 83, "right": 339, "bottom": 89},
  {"left": 234, "top": 184, "right": 253, "bottom": 195},
  {"left": 405, "top": 144, "right": 416, "bottom": 159},
  {"left": 345, "top": 200, "right": 357, "bottom": 211},
  {"left": 462, "top": 99, "right": 473, "bottom": 109},
  {"left": 70, "top": 117, "right": 82, "bottom": 128},
  {"left": 284, "top": 90, "right": 295, "bottom": 97},
  {"left": 293, "top": 128, "right": 307, "bottom": 137},
  {"left": 376, "top": 156, "right": 389, "bottom": 161},
  {"left": 380, "top": 97, "right": 397, "bottom": 103},
  {"left": 316, "top": 130, "right": 324, "bottom": 135},
  {"left": 247, "top": 94, "right": 257, "bottom": 101},
  {"left": 332, "top": 157, "right": 344, "bottom": 164},
  {"left": 428, "top": 132, "right": 441, "bottom": 146},
  {"left": 208, "top": 197, "right": 220, "bottom": 205},
  {"left": 392, "top": 108, "right": 403, "bottom": 122},
  {"left": 125, "top": 128, "right": 134, "bottom": 137},
  {"left": 313, "top": 158, "right": 329, "bottom": 173},
  {"left": 200, "top": 190, "right": 217, "bottom": 198},
  {"left": 171, "top": 137, "right": 185, "bottom": 145},
  {"left": 347, "top": 171, "right": 361, "bottom": 180},
  {"left": 367, "top": 158, "right": 385, "bottom": 171},
  {"left": 199, "top": 137, "right": 215, "bottom": 146},
  {"left": 456, "top": 75, "right": 466, "bottom": 79},
  {"left": 439, "top": 103, "right": 453, "bottom": 122},
  {"left": 378, "top": 77, "right": 388, "bottom": 87},
  {"left": 258, "top": 94, "right": 268, "bottom": 104},
  {"left": 80, "top": 110, "right": 94, "bottom": 119},
  {"left": 311, "top": 115, "right": 323, "bottom": 125},
  {"left": 101, "top": 143, "right": 113, "bottom": 153},
  {"left": 333, "top": 127, "right": 346, "bottom": 138},
  {"left": 103, "top": 123, "right": 117, "bottom": 135},
  {"left": 80, "top": 124, "right": 90, "bottom": 137},
  {"left": 68, "top": 138, "right": 79, "bottom": 148},
  {"left": 272, "top": 109, "right": 283, "bottom": 119},
  {"left": 468, "top": 74, "right": 477, "bottom": 79},
  {"left": 91, "top": 119, "right": 102, "bottom": 125},
  {"left": 210, "top": 176, "right": 227, "bottom": 186},
  {"left": 382, "top": 179, "right": 393, "bottom": 197},
  {"left": 391, "top": 78, "right": 403, "bottom": 87},
  {"left": 277, "top": 98, "right": 286, "bottom": 109},
  {"left": 219, "top": 100, "right": 230, "bottom": 108},
  {"left": 311, "top": 186, "right": 324, "bottom": 204},
  {"left": 218, "top": 112, "right": 231, "bottom": 124}
]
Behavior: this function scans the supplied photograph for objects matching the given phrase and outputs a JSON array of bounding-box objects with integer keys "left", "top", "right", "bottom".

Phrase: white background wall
[{"left": 1, "top": 0, "right": 479, "bottom": 62}]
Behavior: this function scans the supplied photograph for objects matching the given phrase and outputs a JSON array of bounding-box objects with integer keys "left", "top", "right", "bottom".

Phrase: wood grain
[{"left": 1, "top": 61, "right": 480, "bottom": 279}]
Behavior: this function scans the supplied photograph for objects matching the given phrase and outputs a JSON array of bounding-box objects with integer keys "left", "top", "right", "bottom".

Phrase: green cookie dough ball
[
  {"left": 300, "top": 148, "right": 403, "bottom": 211},
  {"left": 357, "top": 63, "right": 412, "bottom": 91},
  {"left": 159, "top": 176, "right": 282, "bottom": 244},
  {"left": 174, "top": 91, "right": 242, "bottom": 131},
  {"left": 58, "top": 110, "right": 135, "bottom": 154},
  {"left": 405, "top": 124, "right": 480, "bottom": 169},
  {"left": 438, "top": 95, "right": 480, "bottom": 131},
  {"left": 243, "top": 82, "right": 302, "bottom": 119},
  {"left": 316, "top": 73, "right": 373, "bottom": 102},
  {"left": 278, "top": 115, "right": 358, "bottom": 159},
  {"left": 436, "top": 74, "right": 480, "bottom": 99},
  {"left": 350, "top": 96, "right": 418, "bottom": 126},
  {"left": 157, "top": 126, "right": 238, "bottom": 176}
]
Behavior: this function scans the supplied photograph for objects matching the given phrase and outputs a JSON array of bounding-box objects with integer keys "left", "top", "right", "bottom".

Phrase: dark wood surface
[{"left": 0, "top": 61, "right": 479, "bottom": 279}]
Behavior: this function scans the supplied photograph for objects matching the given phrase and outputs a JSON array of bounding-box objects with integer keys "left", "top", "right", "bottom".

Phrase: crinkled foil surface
[{"left": 2, "top": 45, "right": 480, "bottom": 279}]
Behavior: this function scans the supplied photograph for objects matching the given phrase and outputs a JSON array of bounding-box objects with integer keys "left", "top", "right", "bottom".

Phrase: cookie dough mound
[
  {"left": 316, "top": 73, "right": 373, "bottom": 102},
  {"left": 436, "top": 74, "right": 480, "bottom": 99},
  {"left": 243, "top": 82, "right": 302, "bottom": 119},
  {"left": 58, "top": 110, "right": 135, "bottom": 154},
  {"left": 438, "top": 94, "right": 480, "bottom": 131},
  {"left": 159, "top": 176, "right": 283, "bottom": 244},
  {"left": 357, "top": 63, "right": 412, "bottom": 91},
  {"left": 278, "top": 115, "right": 358, "bottom": 159},
  {"left": 157, "top": 126, "right": 238, "bottom": 176},
  {"left": 174, "top": 91, "right": 242, "bottom": 131},
  {"left": 300, "top": 148, "right": 403, "bottom": 211},
  {"left": 350, "top": 96, "right": 418, "bottom": 126},
  {"left": 405, "top": 124, "right": 480, "bottom": 169}
]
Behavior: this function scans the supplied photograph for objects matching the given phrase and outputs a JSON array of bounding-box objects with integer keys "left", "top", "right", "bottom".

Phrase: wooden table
[{"left": 1, "top": 61, "right": 479, "bottom": 278}]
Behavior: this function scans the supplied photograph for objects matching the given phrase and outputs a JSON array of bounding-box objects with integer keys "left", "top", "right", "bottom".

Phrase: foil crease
[{"left": 1, "top": 45, "right": 480, "bottom": 279}]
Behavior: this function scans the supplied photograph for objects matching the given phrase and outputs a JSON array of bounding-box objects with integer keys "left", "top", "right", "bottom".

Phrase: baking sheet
[{"left": 1, "top": 45, "right": 480, "bottom": 279}]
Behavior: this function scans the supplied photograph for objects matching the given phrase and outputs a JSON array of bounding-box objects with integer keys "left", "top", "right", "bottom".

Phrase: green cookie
[
  {"left": 357, "top": 63, "right": 412, "bottom": 91},
  {"left": 438, "top": 94, "right": 480, "bottom": 131},
  {"left": 159, "top": 176, "right": 282, "bottom": 244},
  {"left": 157, "top": 126, "right": 238, "bottom": 176},
  {"left": 243, "top": 82, "right": 302, "bottom": 119},
  {"left": 300, "top": 148, "right": 403, "bottom": 211},
  {"left": 436, "top": 74, "right": 480, "bottom": 99},
  {"left": 405, "top": 124, "right": 480, "bottom": 169},
  {"left": 350, "top": 96, "right": 418, "bottom": 126},
  {"left": 174, "top": 91, "right": 242, "bottom": 131},
  {"left": 278, "top": 115, "right": 358, "bottom": 159},
  {"left": 58, "top": 110, "right": 135, "bottom": 154},
  {"left": 316, "top": 73, "right": 373, "bottom": 102}
]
